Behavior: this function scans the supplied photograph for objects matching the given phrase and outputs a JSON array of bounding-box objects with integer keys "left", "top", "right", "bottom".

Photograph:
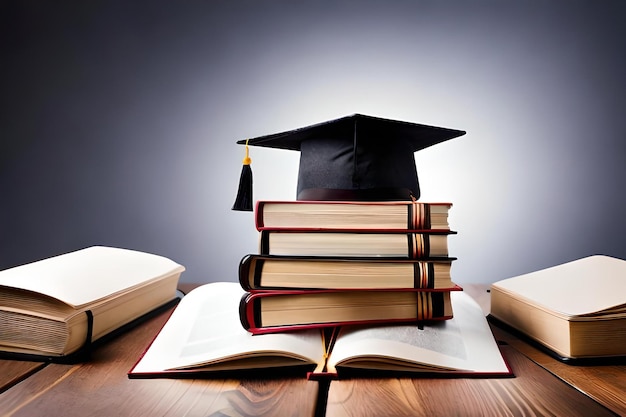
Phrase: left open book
[
  {"left": 0, "top": 246, "right": 185, "bottom": 362},
  {"left": 128, "top": 282, "right": 511, "bottom": 379}
]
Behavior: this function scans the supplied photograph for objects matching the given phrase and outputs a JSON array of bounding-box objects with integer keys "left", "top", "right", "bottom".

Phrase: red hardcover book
[
  {"left": 255, "top": 200, "right": 452, "bottom": 231},
  {"left": 239, "top": 254, "right": 457, "bottom": 291},
  {"left": 239, "top": 287, "right": 461, "bottom": 335}
]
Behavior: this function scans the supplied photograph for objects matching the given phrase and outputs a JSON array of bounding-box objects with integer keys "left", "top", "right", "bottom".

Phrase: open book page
[
  {"left": 328, "top": 291, "right": 509, "bottom": 374},
  {"left": 0, "top": 246, "right": 185, "bottom": 308},
  {"left": 130, "top": 282, "right": 324, "bottom": 374}
]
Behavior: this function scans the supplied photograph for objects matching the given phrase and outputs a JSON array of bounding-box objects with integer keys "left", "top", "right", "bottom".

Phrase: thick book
[
  {"left": 239, "top": 254, "right": 456, "bottom": 291},
  {"left": 128, "top": 282, "right": 511, "bottom": 379},
  {"left": 0, "top": 246, "right": 185, "bottom": 362},
  {"left": 255, "top": 200, "right": 452, "bottom": 231},
  {"left": 239, "top": 287, "right": 461, "bottom": 335},
  {"left": 259, "top": 229, "right": 453, "bottom": 258},
  {"left": 489, "top": 255, "right": 626, "bottom": 363}
]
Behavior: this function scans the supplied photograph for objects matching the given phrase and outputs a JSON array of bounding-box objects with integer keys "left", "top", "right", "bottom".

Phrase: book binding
[
  {"left": 239, "top": 287, "right": 461, "bottom": 335},
  {"left": 239, "top": 254, "right": 457, "bottom": 291}
]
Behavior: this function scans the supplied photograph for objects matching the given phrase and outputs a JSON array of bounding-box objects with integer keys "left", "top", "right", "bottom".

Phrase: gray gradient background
[{"left": 1, "top": 0, "right": 625, "bottom": 284}]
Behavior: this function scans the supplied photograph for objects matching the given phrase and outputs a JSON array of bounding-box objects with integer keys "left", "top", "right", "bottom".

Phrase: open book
[
  {"left": 0, "top": 246, "right": 184, "bottom": 362},
  {"left": 128, "top": 282, "right": 511, "bottom": 379},
  {"left": 489, "top": 255, "right": 626, "bottom": 362}
]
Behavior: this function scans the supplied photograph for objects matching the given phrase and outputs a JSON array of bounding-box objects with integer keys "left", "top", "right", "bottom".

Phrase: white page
[
  {"left": 0, "top": 246, "right": 185, "bottom": 308},
  {"left": 328, "top": 291, "right": 509, "bottom": 374},
  {"left": 131, "top": 282, "right": 324, "bottom": 373},
  {"left": 491, "top": 255, "right": 626, "bottom": 317}
]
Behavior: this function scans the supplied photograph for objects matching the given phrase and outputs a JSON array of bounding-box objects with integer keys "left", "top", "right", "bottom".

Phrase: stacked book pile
[{"left": 237, "top": 200, "right": 461, "bottom": 334}]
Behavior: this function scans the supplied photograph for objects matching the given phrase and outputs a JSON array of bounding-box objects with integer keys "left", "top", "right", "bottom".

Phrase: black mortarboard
[{"left": 232, "top": 114, "right": 465, "bottom": 211}]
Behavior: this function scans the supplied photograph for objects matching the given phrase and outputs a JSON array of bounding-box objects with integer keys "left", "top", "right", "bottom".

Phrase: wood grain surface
[
  {"left": 325, "top": 345, "right": 619, "bottom": 417},
  {"left": 0, "top": 361, "right": 46, "bottom": 394},
  {"left": 0, "top": 307, "right": 319, "bottom": 417},
  {"left": 491, "top": 326, "right": 626, "bottom": 416},
  {"left": 1, "top": 283, "right": 624, "bottom": 417},
  {"left": 465, "top": 284, "right": 625, "bottom": 416}
]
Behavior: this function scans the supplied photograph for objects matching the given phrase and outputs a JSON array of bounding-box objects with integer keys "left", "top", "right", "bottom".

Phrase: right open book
[
  {"left": 129, "top": 282, "right": 511, "bottom": 379},
  {"left": 489, "top": 255, "right": 626, "bottom": 363}
]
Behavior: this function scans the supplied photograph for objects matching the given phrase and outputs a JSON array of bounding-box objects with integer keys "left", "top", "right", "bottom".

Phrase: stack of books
[
  {"left": 129, "top": 201, "right": 512, "bottom": 379},
  {"left": 237, "top": 200, "right": 461, "bottom": 334}
]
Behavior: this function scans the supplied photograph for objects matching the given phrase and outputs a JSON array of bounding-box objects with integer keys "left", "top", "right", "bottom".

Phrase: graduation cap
[{"left": 232, "top": 114, "right": 465, "bottom": 211}]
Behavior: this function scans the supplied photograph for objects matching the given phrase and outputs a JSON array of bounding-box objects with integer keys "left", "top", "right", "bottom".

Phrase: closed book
[
  {"left": 239, "top": 254, "right": 456, "bottom": 291},
  {"left": 489, "top": 255, "right": 626, "bottom": 363},
  {"left": 255, "top": 200, "right": 452, "bottom": 231},
  {"left": 239, "top": 287, "right": 460, "bottom": 335},
  {"left": 0, "top": 246, "right": 184, "bottom": 362},
  {"left": 128, "top": 283, "right": 511, "bottom": 379},
  {"left": 259, "top": 229, "right": 454, "bottom": 258}
]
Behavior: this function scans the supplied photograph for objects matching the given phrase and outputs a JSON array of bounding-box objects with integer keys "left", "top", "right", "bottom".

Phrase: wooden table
[{"left": 1, "top": 284, "right": 624, "bottom": 417}]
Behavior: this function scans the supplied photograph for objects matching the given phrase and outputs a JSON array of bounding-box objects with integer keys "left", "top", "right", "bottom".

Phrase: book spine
[
  {"left": 409, "top": 233, "right": 429, "bottom": 258},
  {"left": 414, "top": 261, "right": 435, "bottom": 289},
  {"left": 409, "top": 201, "right": 429, "bottom": 230},
  {"left": 416, "top": 291, "right": 445, "bottom": 320},
  {"left": 238, "top": 254, "right": 253, "bottom": 291},
  {"left": 254, "top": 201, "right": 266, "bottom": 229},
  {"left": 416, "top": 202, "right": 431, "bottom": 230},
  {"left": 238, "top": 293, "right": 255, "bottom": 331},
  {"left": 407, "top": 202, "right": 415, "bottom": 229},
  {"left": 259, "top": 230, "right": 270, "bottom": 255}
]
